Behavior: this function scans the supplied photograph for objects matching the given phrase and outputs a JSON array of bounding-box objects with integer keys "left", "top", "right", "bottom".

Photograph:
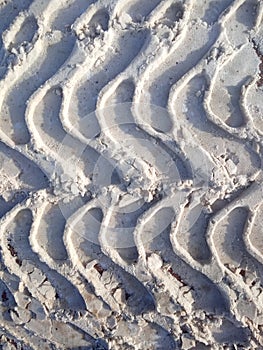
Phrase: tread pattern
[{"left": 0, "top": 0, "right": 262, "bottom": 349}]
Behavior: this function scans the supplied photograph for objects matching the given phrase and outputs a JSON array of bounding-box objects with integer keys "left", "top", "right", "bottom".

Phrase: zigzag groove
[{"left": 0, "top": 0, "right": 262, "bottom": 349}]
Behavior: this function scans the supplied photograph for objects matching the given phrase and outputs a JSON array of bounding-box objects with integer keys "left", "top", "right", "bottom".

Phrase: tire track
[
  {"left": 0, "top": 0, "right": 262, "bottom": 348},
  {"left": 0, "top": 193, "right": 109, "bottom": 348},
  {"left": 0, "top": 0, "right": 93, "bottom": 146}
]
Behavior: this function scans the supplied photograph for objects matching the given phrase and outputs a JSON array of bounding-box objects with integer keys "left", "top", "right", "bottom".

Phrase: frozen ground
[{"left": 0, "top": 0, "right": 263, "bottom": 349}]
